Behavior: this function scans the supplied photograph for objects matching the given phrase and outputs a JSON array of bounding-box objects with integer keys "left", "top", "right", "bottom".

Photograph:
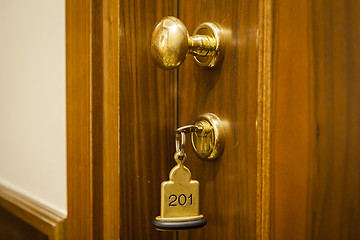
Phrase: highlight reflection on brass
[{"left": 151, "top": 16, "right": 225, "bottom": 69}]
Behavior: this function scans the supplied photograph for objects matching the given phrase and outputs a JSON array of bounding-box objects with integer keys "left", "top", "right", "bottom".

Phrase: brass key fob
[{"left": 153, "top": 152, "right": 207, "bottom": 231}]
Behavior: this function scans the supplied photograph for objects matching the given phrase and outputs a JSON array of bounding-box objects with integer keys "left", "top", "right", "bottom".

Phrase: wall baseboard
[{"left": 0, "top": 184, "right": 66, "bottom": 240}]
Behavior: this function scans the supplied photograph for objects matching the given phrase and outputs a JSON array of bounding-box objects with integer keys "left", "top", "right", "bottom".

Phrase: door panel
[
  {"left": 177, "top": 0, "right": 259, "bottom": 239},
  {"left": 67, "top": 0, "right": 268, "bottom": 239},
  {"left": 119, "top": 0, "right": 264, "bottom": 238}
]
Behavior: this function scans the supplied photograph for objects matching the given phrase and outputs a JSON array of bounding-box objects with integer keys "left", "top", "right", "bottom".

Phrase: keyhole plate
[{"left": 191, "top": 113, "right": 225, "bottom": 160}]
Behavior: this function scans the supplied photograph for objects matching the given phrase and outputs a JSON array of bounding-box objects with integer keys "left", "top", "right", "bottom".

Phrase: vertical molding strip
[
  {"left": 101, "top": 0, "right": 120, "bottom": 239},
  {"left": 66, "top": 0, "right": 93, "bottom": 239},
  {"left": 256, "top": 0, "right": 273, "bottom": 239}
]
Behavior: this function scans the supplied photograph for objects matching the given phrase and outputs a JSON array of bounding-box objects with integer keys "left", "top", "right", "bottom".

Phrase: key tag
[{"left": 153, "top": 131, "right": 207, "bottom": 231}]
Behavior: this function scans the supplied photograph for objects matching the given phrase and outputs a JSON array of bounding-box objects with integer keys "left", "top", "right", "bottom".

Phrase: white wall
[{"left": 0, "top": 0, "right": 66, "bottom": 214}]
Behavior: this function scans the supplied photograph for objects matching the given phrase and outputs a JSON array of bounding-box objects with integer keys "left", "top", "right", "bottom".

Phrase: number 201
[{"left": 169, "top": 194, "right": 193, "bottom": 206}]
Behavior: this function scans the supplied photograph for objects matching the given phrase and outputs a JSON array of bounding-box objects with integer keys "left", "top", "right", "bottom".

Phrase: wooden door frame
[
  {"left": 66, "top": 0, "right": 120, "bottom": 239},
  {"left": 66, "top": 0, "right": 272, "bottom": 239}
]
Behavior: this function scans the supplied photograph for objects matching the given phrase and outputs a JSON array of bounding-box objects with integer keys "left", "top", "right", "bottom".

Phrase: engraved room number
[{"left": 169, "top": 194, "right": 193, "bottom": 206}]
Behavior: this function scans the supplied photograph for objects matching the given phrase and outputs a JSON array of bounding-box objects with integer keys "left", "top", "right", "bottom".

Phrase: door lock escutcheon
[
  {"left": 190, "top": 113, "right": 225, "bottom": 160},
  {"left": 151, "top": 16, "right": 225, "bottom": 69},
  {"left": 177, "top": 113, "right": 225, "bottom": 160}
]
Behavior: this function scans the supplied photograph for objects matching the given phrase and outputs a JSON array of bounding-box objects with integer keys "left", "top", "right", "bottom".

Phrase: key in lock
[{"left": 153, "top": 151, "right": 207, "bottom": 231}]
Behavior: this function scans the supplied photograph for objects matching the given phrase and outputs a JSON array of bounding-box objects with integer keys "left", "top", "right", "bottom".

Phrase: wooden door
[{"left": 66, "top": 0, "right": 359, "bottom": 239}]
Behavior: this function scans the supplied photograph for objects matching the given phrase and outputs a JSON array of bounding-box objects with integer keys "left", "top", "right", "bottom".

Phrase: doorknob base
[{"left": 192, "top": 22, "right": 225, "bottom": 68}]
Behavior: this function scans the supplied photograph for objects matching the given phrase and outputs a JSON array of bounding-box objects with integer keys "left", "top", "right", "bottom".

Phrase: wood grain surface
[
  {"left": 257, "top": 1, "right": 273, "bottom": 240},
  {"left": 177, "top": 0, "right": 260, "bottom": 239},
  {"left": 102, "top": 0, "right": 120, "bottom": 239},
  {"left": 272, "top": 0, "right": 360, "bottom": 239},
  {"left": 0, "top": 207, "right": 48, "bottom": 240},
  {"left": 66, "top": 0, "right": 93, "bottom": 239},
  {"left": 119, "top": 0, "right": 177, "bottom": 239}
]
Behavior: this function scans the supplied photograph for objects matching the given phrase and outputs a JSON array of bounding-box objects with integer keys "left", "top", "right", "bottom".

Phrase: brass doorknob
[{"left": 151, "top": 16, "right": 225, "bottom": 69}]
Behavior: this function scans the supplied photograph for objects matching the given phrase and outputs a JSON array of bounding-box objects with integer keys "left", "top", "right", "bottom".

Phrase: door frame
[{"left": 66, "top": 0, "right": 120, "bottom": 239}]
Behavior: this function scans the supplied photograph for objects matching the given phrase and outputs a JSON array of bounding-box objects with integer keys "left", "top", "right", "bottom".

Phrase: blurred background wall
[{"left": 0, "top": 0, "right": 66, "bottom": 214}]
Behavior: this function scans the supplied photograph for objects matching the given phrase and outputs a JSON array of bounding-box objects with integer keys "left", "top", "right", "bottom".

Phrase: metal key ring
[
  {"left": 175, "top": 131, "right": 186, "bottom": 155},
  {"left": 176, "top": 124, "right": 203, "bottom": 134}
]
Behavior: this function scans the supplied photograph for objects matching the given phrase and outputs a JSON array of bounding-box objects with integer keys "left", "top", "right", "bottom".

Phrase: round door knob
[{"left": 151, "top": 16, "right": 225, "bottom": 69}]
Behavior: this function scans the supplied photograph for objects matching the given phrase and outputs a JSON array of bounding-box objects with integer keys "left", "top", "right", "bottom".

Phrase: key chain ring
[
  {"left": 174, "top": 151, "right": 187, "bottom": 164},
  {"left": 175, "top": 124, "right": 203, "bottom": 158},
  {"left": 175, "top": 131, "right": 186, "bottom": 156},
  {"left": 176, "top": 124, "right": 203, "bottom": 134}
]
